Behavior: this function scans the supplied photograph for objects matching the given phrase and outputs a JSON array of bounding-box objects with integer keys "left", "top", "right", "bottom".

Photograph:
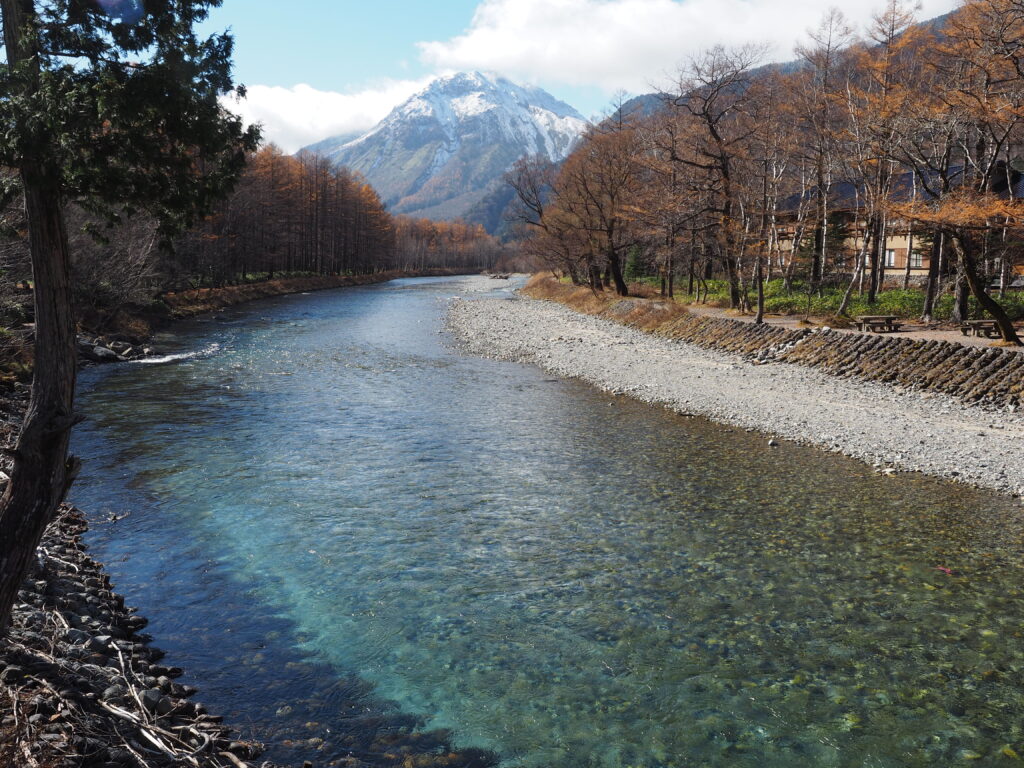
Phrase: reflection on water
[{"left": 72, "top": 277, "right": 1024, "bottom": 767}]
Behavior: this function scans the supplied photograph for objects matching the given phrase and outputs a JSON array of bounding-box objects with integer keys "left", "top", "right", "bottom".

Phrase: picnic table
[
  {"left": 960, "top": 318, "right": 1001, "bottom": 338},
  {"left": 855, "top": 315, "right": 903, "bottom": 333}
]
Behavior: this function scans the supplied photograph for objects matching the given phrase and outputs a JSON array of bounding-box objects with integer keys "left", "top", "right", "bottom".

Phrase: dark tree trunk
[
  {"left": 0, "top": 0, "right": 81, "bottom": 633},
  {"left": 813, "top": 161, "right": 826, "bottom": 284},
  {"left": 607, "top": 248, "right": 628, "bottom": 297},
  {"left": 812, "top": 222, "right": 824, "bottom": 284},
  {"left": 0, "top": 172, "right": 80, "bottom": 633},
  {"left": 922, "top": 230, "right": 942, "bottom": 322},
  {"left": 902, "top": 229, "right": 914, "bottom": 290},
  {"left": 754, "top": 254, "right": 765, "bottom": 325},
  {"left": 867, "top": 213, "right": 885, "bottom": 304},
  {"left": 951, "top": 268, "right": 970, "bottom": 324},
  {"left": 953, "top": 233, "right": 1020, "bottom": 344},
  {"left": 723, "top": 247, "right": 741, "bottom": 309}
]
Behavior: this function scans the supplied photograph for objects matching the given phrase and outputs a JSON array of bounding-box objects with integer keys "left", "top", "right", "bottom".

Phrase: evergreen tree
[
  {"left": 0, "top": 0, "right": 259, "bottom": 633},
  {"left": 624, "top": 246, "right": 644, "bottom": 283}
]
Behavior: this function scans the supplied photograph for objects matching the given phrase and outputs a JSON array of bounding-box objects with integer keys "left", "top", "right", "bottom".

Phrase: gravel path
[
  {"left": 446, "top": 290, "right": 1024, "bottom": 499},
  {"left": 685, "top": 302, "right": 1020, "bottom": 350}
]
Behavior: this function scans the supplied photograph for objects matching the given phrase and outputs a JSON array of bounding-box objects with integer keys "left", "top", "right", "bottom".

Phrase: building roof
[{"left": 780, "top": 162, "right": 1024, "bottom": 214}]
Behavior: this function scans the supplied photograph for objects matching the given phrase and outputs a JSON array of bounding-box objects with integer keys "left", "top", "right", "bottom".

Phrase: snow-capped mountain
[{"left": 301, "top": 72, "right": 589, "bottom": 225}]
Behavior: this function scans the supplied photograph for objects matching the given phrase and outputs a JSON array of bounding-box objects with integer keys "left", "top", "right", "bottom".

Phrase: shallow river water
[{"left": 70, "top": 276, "right": 1024, "bottom": 767}]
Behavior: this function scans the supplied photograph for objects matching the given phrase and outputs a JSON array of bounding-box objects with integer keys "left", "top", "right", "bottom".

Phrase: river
[{"left": 70, "top": 276, "right": 1024, "bottom": 767}]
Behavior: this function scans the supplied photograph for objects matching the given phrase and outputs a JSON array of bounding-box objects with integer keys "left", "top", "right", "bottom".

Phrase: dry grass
[
  {"left": 163, "top": 274, "right": 370, "bottom": 317},
  {"left": 523, "top": 273, "right": 610, "bottom": 314},
  {"left": 822, "top": 314, "right": 855, "bottom": 329},
  {"left": 523, "top": 274, "right": 690, "bottom": 333},
  {"left": 689, "top": 296, "right": 731, "bottom": 309},
  {"left": 625, "top": 281, "right": 663, "bottom": 299}
]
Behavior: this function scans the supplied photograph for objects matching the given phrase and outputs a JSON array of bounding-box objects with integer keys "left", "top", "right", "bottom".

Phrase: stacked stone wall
[{"left": 639, "top": 309, "right": 1023, "bottom": 408}]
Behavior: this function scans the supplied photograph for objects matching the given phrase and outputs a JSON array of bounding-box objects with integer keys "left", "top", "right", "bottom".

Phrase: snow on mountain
[{"left": 301, "top": 72, "right": 589, "bottom": 226}]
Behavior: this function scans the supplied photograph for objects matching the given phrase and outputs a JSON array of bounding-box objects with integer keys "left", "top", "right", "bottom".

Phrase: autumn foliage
[
  {"left": 509, "top": 0, "right": 1024, "bottom": 343},
  {"left": 171, "top": 146, "right": 506, "bottom": 289},
  {"left": 0, "top": 147, "right": 508, "bottom": 316}
]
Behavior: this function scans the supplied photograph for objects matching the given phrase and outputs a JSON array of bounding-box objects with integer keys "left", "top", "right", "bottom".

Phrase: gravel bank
[
  {"left": 446, "top": 291, "right": 1024, "bottom": 499},
  {"left": 0, "top": 505, "right": 273, "bottom": 768}
]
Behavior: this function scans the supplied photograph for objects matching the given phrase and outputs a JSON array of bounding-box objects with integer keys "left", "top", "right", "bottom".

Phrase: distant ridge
[{"left": 613, "top": 12, "right": 955, "bottom": 124}]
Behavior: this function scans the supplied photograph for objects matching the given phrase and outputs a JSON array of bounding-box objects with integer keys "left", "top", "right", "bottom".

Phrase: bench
[
  {"left": 960, "top": 319, "right": 1001, "bottom": 338},
  {"left": 855, "top": 315, "right": 904, "bottom": 333}
]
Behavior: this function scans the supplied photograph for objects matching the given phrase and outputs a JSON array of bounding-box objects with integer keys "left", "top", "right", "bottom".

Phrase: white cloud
[
  {"left": 228, "top": 0, "right": 962, "bottom": 151},
  {"left": 223, "top": 78, "right": 432, "bottom": 153},
  {"left": 418, "top": 0, "right": 961, "bottom": 97}
]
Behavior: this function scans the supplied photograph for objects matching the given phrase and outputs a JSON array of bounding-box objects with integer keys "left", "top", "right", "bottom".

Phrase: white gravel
[{"left": 446, "top": 289, "right": 1024, "bottom": 499}]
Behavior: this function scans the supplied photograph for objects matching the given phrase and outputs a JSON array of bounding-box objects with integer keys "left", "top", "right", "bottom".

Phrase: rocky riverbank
[
  {"left": 77, "top": 270, "right": 471, "bottom": 368},
  {"left": 159, "top": 270, "right": 467, "bottom": 322},
  {"left": 0, "top": 504, "right": 275, "bottom": 768},
  {"left": 446, "top": 286, "right": 1024, "bottom": 499}
]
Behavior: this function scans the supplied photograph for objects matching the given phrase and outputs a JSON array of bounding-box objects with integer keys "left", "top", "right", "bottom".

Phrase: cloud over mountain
[
  {"left": 227, "top": 78, "right": 432, "bottom": 153},
  {"left": 418, "top": 0, "right": 959, "bottom": 96}
]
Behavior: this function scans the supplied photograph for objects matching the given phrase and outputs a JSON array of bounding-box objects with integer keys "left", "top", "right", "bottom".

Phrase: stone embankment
[
  {"left": 446, "top": 281, "right": 1024, "bottom": 498},
  {"left": 519, "top": 276, "right": 1024, "bottom": 410},
  {"left": 0, "top": 505, "right": 276, "bottom": 768},
  {"left": 650, "top": 314, "right": 1024, "bottom": 410}
]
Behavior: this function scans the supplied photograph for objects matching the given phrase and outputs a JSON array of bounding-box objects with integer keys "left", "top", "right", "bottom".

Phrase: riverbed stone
[
  {"left": 446, "top": 289, "right": 1024, "bottom": 498},
  {"left": 139, "top": 688, "right": 164, "bottom": 711},
  {"left": 91, "top": 346, "right": 121, "bottom": 361}
]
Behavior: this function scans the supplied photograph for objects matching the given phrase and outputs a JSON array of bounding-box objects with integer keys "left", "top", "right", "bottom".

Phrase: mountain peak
[
  {"left": 303, "top": 73, "right": 588, "bottom": 226},
  {"left": 391, "top": 71, "right": 585, "bottom": 129}
]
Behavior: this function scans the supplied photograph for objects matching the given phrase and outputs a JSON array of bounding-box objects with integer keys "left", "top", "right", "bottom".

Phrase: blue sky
[
  {"left": 200, "top": 1, "right": 481, "bottom": 94},
  {"left": 202, "top": 0, "right": 960, "bottom": 153}
]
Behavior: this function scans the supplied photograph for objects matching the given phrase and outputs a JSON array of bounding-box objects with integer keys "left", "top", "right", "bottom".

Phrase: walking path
[{"left": 683, "top": 303, "right": 1018, "bottom": 350}]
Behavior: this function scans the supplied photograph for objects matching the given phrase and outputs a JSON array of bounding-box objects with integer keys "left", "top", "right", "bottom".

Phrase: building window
[
  {"left": 909, "top": 251, "right": 923, "bottom": 269},
  {"left": 885, "top": 249, "right": 896, "bottom": 268}
]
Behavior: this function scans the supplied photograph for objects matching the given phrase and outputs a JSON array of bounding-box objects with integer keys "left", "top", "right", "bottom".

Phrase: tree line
[
  {"left": 2, "top": 145, "right": 507, "bottom": 316},
  {"left": 174, "top": 147, "right": 505, "bottom": 289},
  {"left": 510, "top": 0, "right": 1024, "bottom": 343}
]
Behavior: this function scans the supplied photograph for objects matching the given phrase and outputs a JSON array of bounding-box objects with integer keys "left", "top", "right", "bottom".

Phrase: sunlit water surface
[{"left": 70, "top": 276, "right": 1024, "bottom": 767}]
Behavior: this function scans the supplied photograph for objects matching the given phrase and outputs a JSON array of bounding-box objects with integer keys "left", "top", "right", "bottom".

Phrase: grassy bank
[
  {"left": 647, "top": 277, "right": 1024, "bottom": 321},
  {"left": 524, "top": 273, "right": 691, "bottom": 331}
]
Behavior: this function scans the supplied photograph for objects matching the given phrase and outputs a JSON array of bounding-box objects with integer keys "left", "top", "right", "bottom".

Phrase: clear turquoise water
[{"left": 71, "top": 277, "right": 1024, "bottom": 767}]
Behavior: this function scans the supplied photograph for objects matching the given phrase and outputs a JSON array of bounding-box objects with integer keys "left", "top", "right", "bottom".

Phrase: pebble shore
[
  {"left": 446, "top": 291, "right": 1024, "bottom": 499},
  {"left": 0, "top": 505, "right": 273, "bottom": 768}
]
